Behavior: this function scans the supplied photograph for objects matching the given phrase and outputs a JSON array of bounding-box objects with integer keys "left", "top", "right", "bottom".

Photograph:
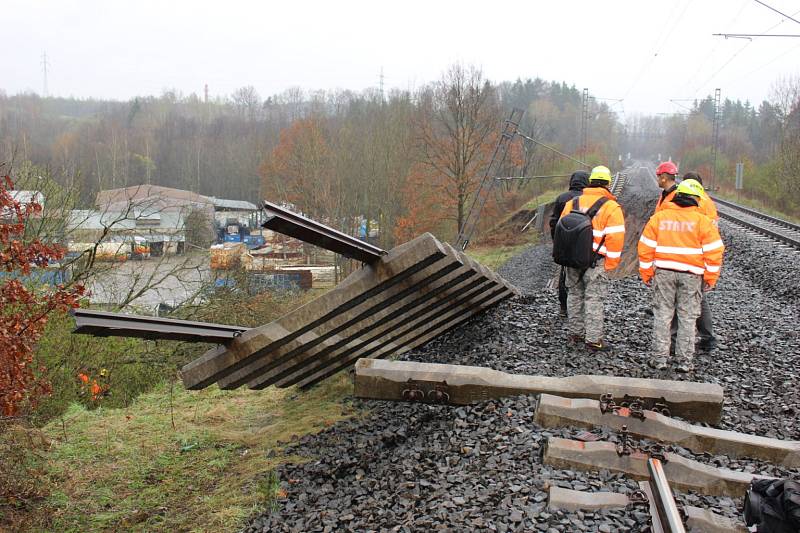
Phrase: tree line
[
  {"left": 6, "top": 66, "right": 795, "bottom": 244},
  {"left": 1, "top": 65, "right": 622, "bottom": 247},
  {"left": 625, "top": 77, "right": 800, "bottom": 216}
]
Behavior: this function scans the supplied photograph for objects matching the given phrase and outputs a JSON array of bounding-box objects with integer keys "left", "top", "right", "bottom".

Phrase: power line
[
  {"left": 622, "top": 0, "right": 693, "bottom": 100},
  {"left": 515, "top": 131, "right": 589, "bottom": 168},
  {"left": 694, "top": 6, "right": 800, "bottom": 97},
  {"left": 694, "top": 40, "right": 752, "bottom": 96},
  {"left": 730, "top": 40, "right": 800, "bottom": 83},
  {"left": 669, "top": 99, "right": 695, "bottom": 112},
  {"left": 714, "top": 33, "right": 800, "bottom": 38},
  {"left": 753, "top": 0, "right": 800, "bottom": 25},
  {"left": 494, "top": 174, "right": 571, "bottom": 181},
  {"left": 679, "top": 0, "right": 750, "bottom": 96}
]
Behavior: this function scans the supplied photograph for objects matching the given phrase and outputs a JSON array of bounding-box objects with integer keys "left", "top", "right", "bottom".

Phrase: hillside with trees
[{"left": 2, "top": 65, "right": 625, "bottom": 246}]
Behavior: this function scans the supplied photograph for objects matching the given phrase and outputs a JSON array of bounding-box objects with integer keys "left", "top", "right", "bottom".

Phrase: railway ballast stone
[{"left": 243, "top": 168, "right": 800, "bottom": 531}]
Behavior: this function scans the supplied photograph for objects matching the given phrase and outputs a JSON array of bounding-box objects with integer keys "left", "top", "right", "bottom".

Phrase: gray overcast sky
[{"left": 4, "top": 0, "right": 800, "bottom": 115}]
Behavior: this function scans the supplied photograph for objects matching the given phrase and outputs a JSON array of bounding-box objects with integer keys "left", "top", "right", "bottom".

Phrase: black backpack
[
  {"left": 552, "top": 196, "right": 609, "bottom": 269},
  {"left": 744, "top": 478, "right": 800, "bottom": 533}
]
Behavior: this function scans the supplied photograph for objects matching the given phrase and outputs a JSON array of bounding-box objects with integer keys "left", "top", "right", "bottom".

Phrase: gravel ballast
[{"left": 244, "top": 168, "right": 800, "bottom": 532}]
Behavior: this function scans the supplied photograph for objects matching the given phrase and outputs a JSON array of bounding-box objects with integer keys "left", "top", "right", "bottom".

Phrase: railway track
[
  {"left": 610, "top": 171, "right": 628, "bottom": 196},
  {"left": 247, "top": 172, "right": 800, "bottom": 533},
  {"left": 713, "top": 195, "right": 800, "bottom": 249}
]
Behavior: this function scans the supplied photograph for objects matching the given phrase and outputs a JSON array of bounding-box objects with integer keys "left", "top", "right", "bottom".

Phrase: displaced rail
[
  {"left": 262, "top": 201, "right": 387, "bottom": 263},
  {"left": 713, "top": 196, "right": 800, "bottom": 249},
  {"left": 71, "top": 308, "right": 248, "bottom": 343}
]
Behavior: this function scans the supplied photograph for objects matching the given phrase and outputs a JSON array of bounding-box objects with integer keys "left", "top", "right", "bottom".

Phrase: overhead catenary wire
[
  {"left": 679, "top": 0, "right": 750, "bottom": 96},
  {"left": 752, "top": 0, "right": 800, "bottom": 25},
  {"left": 730, "top": 40, "right": 800, "bottom": 83},
  {"left": 494, "top": 174, "right": 572, "bottom": 181},
  {"left": 714, "top": 33, "right": 800, "bottom": 38},
  {"left": 696, "top": 7, "right": 800, "bottom": 96},
  {"left": 622, "top": 0, "right": 693, "bottom": 100},
  {"left": 694, "top": 40, "right": 753, "bottom": 95},
  {"left": 515, "top": 131, "right": 589, "bottom": 168}
]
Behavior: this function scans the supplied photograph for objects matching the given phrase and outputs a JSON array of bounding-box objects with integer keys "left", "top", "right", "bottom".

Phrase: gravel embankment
[{"left": 244, "top": 170, "right": 799, "bottom": 532}]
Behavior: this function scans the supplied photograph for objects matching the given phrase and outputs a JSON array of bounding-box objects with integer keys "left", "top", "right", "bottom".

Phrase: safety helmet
[
  {"left": 681, "top": 178, "right": 705, "bottom": 196},
  {"left": 589, "top": 165, "right": 612, "bottom": 183},
  {"left": 675, "top": 181, "right": 701, "bottom": 197},
  {"left": 656, "top": 161, "right": 678, "bottom": 176}
]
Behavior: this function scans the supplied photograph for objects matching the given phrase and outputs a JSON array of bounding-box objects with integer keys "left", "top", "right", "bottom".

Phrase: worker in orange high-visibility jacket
[
  {"left": 654, "top": 161, "right": 679, "bottom": 212},
  {"left": 681, "top": 174, "right": 719, "bottom": 223},
  {"left": 679, "top": 173, "right": 719, "bottom": 351},
  {"left": 559, "top": 165, "right": 625, "bottom": 352},
  {"left": 638, "top": 181, "right": 724, "bottom": 373}
]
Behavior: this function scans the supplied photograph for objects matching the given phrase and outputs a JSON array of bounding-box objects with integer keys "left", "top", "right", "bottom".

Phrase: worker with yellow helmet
[
  {"left": 638, "top": 178, "right": 724, "bottom": 372},
  {"left": 556, "top": 165, "right": 625, "bottom": 352}
]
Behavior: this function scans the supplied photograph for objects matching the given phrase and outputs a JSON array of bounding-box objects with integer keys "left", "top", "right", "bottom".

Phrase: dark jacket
[{"left": 550, "top": 171, "right": 590, "bottom": 236}]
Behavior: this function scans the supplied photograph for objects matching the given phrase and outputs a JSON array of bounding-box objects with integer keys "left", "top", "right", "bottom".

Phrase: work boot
[
  {"left": 675, "top": 361, "right": 694, "bottom": 373},
  {"left": 585, "top": 340, "right": 612, "bottom": 353},
  {"left": 649, "top": 358, "right": 668, "bottom": 371},
  {"left": 697, "top": 337, "right": 717, "bottom": 352}
]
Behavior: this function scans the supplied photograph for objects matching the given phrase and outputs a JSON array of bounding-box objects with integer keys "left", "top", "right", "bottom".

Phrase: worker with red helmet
[
  {"left": 655, "top": 161, "right": 680, "bottom": 212},
  {"left": 639, "top": 181, "right": 724, "bottom": 373}
]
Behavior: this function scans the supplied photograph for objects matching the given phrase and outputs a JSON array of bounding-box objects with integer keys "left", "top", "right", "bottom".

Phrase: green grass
[
  {"left": 466, "top": 243, "right": 533, "bottom": 271},
  {"left": 10, "top": 374, "right": 353, "bottom": 532},
  {"left": 521, "top": 189, "right": 561, "bottom": 211}
]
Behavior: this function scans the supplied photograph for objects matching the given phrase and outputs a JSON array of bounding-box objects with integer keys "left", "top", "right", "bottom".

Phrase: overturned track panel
[
  {"left": 354, "top": 359, "right": 724, "bottom": 424},
  {"left": 180, "top": 233, "right": 520, "bottom": 390}
]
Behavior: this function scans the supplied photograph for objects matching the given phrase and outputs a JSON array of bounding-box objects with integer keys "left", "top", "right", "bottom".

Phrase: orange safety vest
[
  {"left": 698, "top": 191, "right": 719, "bottom": 222},
  {"left": 638, "top": 202, "right": 724, "bottom": 287},
  {"left": 655, "top": 185, "right": 677, "bottom": 212},
  {"left": 560, "top": 186, "right": 626, "bottom": 271}
]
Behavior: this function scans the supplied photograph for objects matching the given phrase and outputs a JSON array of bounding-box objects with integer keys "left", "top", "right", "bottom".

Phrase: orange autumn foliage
[
  {"left": 0, "top": 174, "right": 84, "bottom": 416},
  {"left": 259, "top": 117, "right": 334, "bottom": 219}
]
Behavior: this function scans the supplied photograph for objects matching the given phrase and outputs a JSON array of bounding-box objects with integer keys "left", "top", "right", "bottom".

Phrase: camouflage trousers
[
  {"left": 652, "top": 269, "right": 703, "bottom": 363},
  {"left": 565, "top": 259, "right": 609, "bottom": 344}
]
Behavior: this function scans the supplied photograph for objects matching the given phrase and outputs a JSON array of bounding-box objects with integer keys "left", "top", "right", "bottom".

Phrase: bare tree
[{"left": 415, "top": 64, "right": 500, "bottom": 235}]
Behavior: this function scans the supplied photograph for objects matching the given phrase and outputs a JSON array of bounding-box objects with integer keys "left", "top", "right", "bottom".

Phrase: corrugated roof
[
  {"left": 95, "top": 185, "right": 257, "bottom": 213},
  {"left": 96, "top": 185, "right": 210, "bottom": 207},
  {"left": 207, "top": 197, "right": 258, "bottom": 211}
]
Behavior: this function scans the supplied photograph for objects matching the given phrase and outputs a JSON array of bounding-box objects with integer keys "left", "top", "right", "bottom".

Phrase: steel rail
[
  {"left": 71, "top": 308, "right": 249, "bottom": 343},
  {"left": 715, "top": 204, "right": 800, "bottom": 249},
  {"left": 647, "top": 458, "right": 687, "bottom": 533},
  {"left": 262, "top": 201, "right": 386, "bottom": 263},
  {"left": 711, "top": 196, "right": 800, "bottom": 233}
]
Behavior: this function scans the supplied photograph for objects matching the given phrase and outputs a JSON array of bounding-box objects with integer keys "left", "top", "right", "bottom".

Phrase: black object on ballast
[
  {"left": 744, "top": 478, "right": 800, "bottom": 533},
  {"left": 552, "top": 196, "right": 609, "bottom": 269}
]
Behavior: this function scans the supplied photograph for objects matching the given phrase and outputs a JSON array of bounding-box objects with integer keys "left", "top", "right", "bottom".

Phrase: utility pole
[
  {"left": 580, "top": 88, "right": 589, "bottom": 161},
  {"left": 204, "top": 83, "right": 209, "bottom": 104},
  {"left": 41, "top": 52, "right": 49, "bottom": 97},
  {"left": 711, "top": 88, "right": 721, "bottom": 190},
  {"left": 379, "top": 67, "right": 385, "bottom": 102}
]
